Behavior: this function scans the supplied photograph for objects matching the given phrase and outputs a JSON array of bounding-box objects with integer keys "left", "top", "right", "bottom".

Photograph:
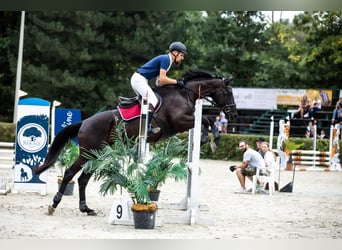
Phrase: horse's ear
[{"left": 224, "top": 75, "right": 234, "bottom": 85}]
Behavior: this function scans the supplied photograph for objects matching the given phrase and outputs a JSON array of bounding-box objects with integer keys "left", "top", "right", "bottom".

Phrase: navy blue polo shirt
[{"left": 137, "top": 54, "right": 172, "bottom": 80}]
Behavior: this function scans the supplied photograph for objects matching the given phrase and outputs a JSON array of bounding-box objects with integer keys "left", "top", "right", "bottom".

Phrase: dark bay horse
[{"left": 34, "top": 69, "right": 237, "bottom": 215}]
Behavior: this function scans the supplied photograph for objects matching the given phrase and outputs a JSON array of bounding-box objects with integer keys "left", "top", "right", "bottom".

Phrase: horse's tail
[{"left": 34, "top": 121, "right": 83, "bottom": 175}]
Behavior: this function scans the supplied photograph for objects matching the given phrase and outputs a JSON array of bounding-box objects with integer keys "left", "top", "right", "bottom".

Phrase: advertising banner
[
  {"left": 54, "top": 108, "right": 81, "bottom": 142},
  {"left": 276, "top": 89, "right": 332, "bottom": 107},
  {"left": 14, "top": 98, "right": 50, "bottom": 194},
  {"left": 233, "top": 88, "right": 278, "bottom": 110},
  {"left": 233, "top": 88, "right": 333, "bottom": 110}
]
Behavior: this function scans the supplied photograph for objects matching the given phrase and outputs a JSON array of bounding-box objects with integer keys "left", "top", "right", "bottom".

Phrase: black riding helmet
[{"left": 169, "top": 41, "right": 187, "bottom": 55}]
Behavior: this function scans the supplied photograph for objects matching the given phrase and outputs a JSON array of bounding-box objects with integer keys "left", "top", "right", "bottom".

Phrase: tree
[{"left": 293, "top": 11, "right": 342, "bottom": 88}]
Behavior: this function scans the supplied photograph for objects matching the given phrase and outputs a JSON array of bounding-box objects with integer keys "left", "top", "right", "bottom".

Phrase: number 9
[{"left": 116, "top": 204, "right": 122, "bottom": 219}]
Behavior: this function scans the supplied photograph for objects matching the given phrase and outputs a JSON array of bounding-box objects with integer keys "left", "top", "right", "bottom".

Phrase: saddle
[
  {"left": 119, "top": 96, "right": 139, "bottom": 108},
  {"left": 117, "top": 94, "right": 162, "bottom": 121}
]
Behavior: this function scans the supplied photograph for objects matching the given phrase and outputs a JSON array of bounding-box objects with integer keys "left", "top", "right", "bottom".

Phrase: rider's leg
[
  {"left": 147, "top": 104, "right": 161, "bottom": 135},
  {"left": 131, "top": 73, "right": 160, "bottom": 135}
]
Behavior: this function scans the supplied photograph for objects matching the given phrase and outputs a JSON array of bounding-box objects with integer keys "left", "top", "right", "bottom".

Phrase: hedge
[
  {"left": 177, "top": 132, "right": 339, "bottom": 161},
  {"left": 0, "top": 122, "right": 15, "bottom": 142}
]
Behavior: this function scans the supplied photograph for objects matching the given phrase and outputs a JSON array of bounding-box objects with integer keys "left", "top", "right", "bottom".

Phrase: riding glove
[{"left": 177, "top": 78, "right": 185, "bottom": 87}]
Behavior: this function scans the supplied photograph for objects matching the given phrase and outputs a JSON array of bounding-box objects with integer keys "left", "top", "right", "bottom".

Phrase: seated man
[{"left": 229, "top": 140, "right": 266, "bottom": 193}]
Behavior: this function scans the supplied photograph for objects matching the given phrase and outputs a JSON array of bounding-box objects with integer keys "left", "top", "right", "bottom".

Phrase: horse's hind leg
[
  {"left": 78, "top": 171, "right": 96, "bottom": 215},
  {"left": 48, "top": 158, "right": 84, "bottom": 215}
]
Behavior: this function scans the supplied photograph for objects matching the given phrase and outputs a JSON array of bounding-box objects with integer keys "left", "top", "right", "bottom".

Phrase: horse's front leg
[
  {"left": 78, "top": 171, "right": 96, "bottom": 216},
  {"left": 201, "top": 116, "right": 210, "bottom": 145}
]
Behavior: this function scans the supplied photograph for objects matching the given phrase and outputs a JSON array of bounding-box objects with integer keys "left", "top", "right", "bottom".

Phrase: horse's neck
[{"left": 188, "top": 78, "right": 219, "bottom": 97}]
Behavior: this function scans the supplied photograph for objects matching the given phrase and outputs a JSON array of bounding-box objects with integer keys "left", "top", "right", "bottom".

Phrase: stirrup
[{"left": 148, "top": 126, "right": 161, "bottom": 135}]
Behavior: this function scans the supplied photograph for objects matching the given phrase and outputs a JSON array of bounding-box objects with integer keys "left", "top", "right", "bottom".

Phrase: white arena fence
[{"left": 0, "top": 142, "right": 15, "bottom": 169}]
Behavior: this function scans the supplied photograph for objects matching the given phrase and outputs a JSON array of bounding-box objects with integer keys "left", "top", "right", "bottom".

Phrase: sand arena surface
[{"left": 1, "top": 159, "right": 342, "bottom": 239}]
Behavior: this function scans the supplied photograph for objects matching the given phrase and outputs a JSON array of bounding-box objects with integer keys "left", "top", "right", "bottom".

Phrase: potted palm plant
[
  {"left": 84, "top": 122, "right": 187, "bottom": 229},
  {"left": 55, "top": 140, "right": 79, "bottom": 195},
  {"left": 84, "top": 121, "right": 188, "bottom": 229},
  {"left": 145, "top": 137, "right": 188, "bottom": 202}
]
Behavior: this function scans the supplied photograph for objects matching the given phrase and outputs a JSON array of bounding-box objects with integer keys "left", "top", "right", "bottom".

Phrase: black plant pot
[
  {"left": 132, "top": 210, "right": 156, "bottom": 229},
  {"left": 148, "top": 190, "right": 161, "bottom": 201}
]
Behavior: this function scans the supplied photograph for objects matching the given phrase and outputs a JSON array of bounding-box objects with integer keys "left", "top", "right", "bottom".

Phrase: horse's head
[
  {"left": 210, "top": 75, "right": 238, "bottom": 121},
  {"left": 183, "top": 69, "right": 238, "bottom": 121}
]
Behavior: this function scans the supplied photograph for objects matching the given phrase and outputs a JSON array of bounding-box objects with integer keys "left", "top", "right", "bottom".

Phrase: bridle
[{"left": 184, "top": 77, "right": 236, "bottom": 116}]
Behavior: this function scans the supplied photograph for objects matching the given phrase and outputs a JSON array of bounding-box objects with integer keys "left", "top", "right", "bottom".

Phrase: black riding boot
[{"left": 147, "top": 111, "right": 160, "bottom": 135}]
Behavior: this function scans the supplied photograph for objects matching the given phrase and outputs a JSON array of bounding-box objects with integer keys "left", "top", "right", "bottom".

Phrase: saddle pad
[{"left": 117, "top": 103, "right": 141, "bottom": 121}]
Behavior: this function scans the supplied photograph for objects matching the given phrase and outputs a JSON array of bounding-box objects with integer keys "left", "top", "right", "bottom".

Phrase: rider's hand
[{"left": 177, "top": 78, "right": 185, "bottom": 87}]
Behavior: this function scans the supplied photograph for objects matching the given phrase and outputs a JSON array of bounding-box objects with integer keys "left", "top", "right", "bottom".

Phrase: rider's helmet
[{"left": 169, "top": 41, "right": 187, "bottom": 54}]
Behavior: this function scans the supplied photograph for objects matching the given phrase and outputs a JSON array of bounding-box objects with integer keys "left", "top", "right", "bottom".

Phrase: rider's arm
[{"left": 157, "top": 69, "right": 177, "bottom": 86}]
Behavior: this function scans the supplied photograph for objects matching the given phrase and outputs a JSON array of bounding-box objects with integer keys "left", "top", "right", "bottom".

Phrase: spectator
[
  {"left": 220, "top": 111, "right": 228, "bottom": 134},
  {"left": 260, "top": 142, "right": 276, "bottom": 175},
  {"left": 336, "top": 110, "right": 342, "bottom": 125},
  {"left": 295, "top": 95, "right": 310, "bottom": 118},
  {"left": 332, "top": 97, "right": 342, "bottom": 123},
  {"left": 309, "top": 96, "right": 321, "bottom": 118},
  {"left": 256, "top": 137, "right": 265, "bottom": 158},
  {"left": 319, "top": 90, "right": 331, "bottom": 107},
  {"left": 214, "top": 115, "right": 222, "bottom": 133},
  {"left": 318, "top": 129, "right": 326, "bottom": 139},
  {"left": 229, "top": 140, "right": 266, "bottom": 193},
  {"left": 305, "top": 120, "right": 315, "bottom": 139}
]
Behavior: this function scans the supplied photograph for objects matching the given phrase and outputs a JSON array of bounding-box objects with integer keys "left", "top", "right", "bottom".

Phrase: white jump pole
[
  {"left": 169, "top": 88, "right": 211, "bottom": 225},
  {"left": 313, "top": 119, "right": 317, "bottom": 169},
  {"left": 138, "top": 96, "right": 149, "bottom": 164},
  {"left": 188, "top": 98, "right": 202, "bottom": 225},
  {"left": 269, "top": 116, "right": 274, "bottom": 150},
  {"left": 329, "top": 124, "right": 333, "bottom": 158}
]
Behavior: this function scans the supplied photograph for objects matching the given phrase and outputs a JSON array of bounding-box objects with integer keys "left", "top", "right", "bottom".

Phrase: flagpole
[{"left": 13, "top": 11, "right": 26, "bottom": 123}]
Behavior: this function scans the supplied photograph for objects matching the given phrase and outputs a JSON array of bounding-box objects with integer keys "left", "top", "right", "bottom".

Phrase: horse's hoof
[
  {"left": 80, "top": 206, "right": 97, "bottom": 216},
  {"left": 47, "top": 205, "right": 55, "bottom": 215},
  {"left": 87, "top": 210, "right": 97, "bottom": 216}
]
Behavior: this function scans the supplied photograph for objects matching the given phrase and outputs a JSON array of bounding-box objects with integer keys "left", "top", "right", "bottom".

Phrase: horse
[{"left": 34, "top": 69, "right": 237, "bottom": 216}]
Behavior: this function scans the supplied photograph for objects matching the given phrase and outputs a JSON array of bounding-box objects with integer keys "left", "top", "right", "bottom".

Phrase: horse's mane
[{"left": 182, "top": 69, "right": 222, "bottom": 82}]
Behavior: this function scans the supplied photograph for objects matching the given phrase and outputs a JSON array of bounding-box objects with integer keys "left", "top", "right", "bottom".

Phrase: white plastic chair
[{"left": 252, "top": 157, "right": 278, "bottom": 195}]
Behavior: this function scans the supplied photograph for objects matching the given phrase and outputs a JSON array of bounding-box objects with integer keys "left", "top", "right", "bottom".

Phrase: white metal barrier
[
  {"left": 274, "top": 120, "right": 341, "bottom": 171},
  {"left": 0, "top": 142, "right": 15, "bottom": 169}
]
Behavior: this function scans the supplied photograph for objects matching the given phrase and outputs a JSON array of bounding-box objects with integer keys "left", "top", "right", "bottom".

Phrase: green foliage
[
  {"left": 145, "top": 136, "right": 188, "bottom": 190},
  {"left": 83, "top": 121, "right": 187, "bottom": 204},
  {"left": 283, "top": 139, "right": 304, "bottom": 151},
  {"left": 0, "top": 122, "right": 15, "bottom": 141},
  {"left": 83, "top": 121, "right": 143, "bottom": 202},
  {"left": 55, "top": 140, "right": 79, "bottom": 177}
]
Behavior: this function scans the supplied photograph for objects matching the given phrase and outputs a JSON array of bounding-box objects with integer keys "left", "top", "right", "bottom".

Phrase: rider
[{"left": 131, "top": 41, "right": 187, "bottom": 135}]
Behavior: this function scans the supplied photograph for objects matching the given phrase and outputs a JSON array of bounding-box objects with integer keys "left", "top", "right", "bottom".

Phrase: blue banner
[
  {"left": 54, "top": 108, "right": 81, "bottom": 142},
  {"left": 14, "top": 98, "right": 50, "bottom": 194}
]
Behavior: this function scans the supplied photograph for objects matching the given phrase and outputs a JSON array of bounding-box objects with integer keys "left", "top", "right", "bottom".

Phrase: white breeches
[{"left": 131, "top": 72, "right": 158, "bottom": 108}]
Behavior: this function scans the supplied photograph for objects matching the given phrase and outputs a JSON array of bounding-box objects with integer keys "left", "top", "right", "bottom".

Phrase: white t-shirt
[{"left": 243, "top": 148, "right": 266, "bottom": 170}]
